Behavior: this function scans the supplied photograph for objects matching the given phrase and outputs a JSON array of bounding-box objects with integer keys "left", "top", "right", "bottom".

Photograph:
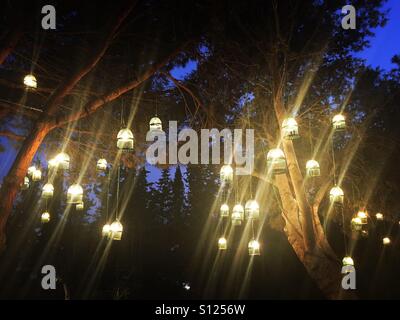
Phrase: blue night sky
[{"left": 1, "top": 1, "right": 400, "bottom": 184}]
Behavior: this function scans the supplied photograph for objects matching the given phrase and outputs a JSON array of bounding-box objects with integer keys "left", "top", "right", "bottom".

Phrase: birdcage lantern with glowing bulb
[
  {"left": 21, "top": 176, "right": 30, "bottom": 190},
  {"left": 267, "top": 148, "right": 286, "bottom": 174},
  {"left": 248, "top": 239, "right": 260, "bottom": 256},
  {"left": 23, "top": 74, "right": 37, "bottom": 89},
  {"left": 306, "top": 160, "right": 320, "bottom": 177},
  {"left": 332, "top": 114, "right": 346, "bottom": 131},
  {"left": 42, "top": 183, "right": 54, "bottom": 198},
  {"left": 245, "top": 200, "right": 259, "bottom": 220},
  {"left": 220, "top": 165, "right": 233, "bottom": 184},
  {"left": 231, "top": 204, "right": 244, "bottom": 226},
  {"left": 67, "top": 183, "right": 83, "bottom": 204},
  {"left": 375, "top": 213, "right": 384, "bottom": 221},
  {"left": 110, "top": 220, "right": 123, "bottom": 240},
  {"left": 342, "top": 256, "right": 354, "bottom": 267},
  {"left": 383, "top": 237, "right": 391, "bottom": 245},
  {"left": 220, "top": 203, "right": 229, "bottom": 218},
  {"left": 282, "top": 117, "right": 299, "bottom": 140},
  {"left": 48, "top": 158, "right": 58, "bottom": 170},
  {"left": 41, "top": 211, "right": 50, "bottom": 223},
  {"left": 97, "top": 158, "right": 108, "bottom": 171},
  {"left": 76, "top": 201, "right": 84, "bottom": 211},
  {"left": 32, "top": 169, "right": 42, "bottom": 182},
  {"left": 27, "top": 166, "right": 36, "bottom": 177},
  {"left": 356, "top": 211, "right": 368, "bottom": 225},
  {"left": 117, "top": 128, "right": 134, "bottom": 150},
  {"left": 351, "top": 217, "right": 363, "bottom": 231},
  {"left": 149, "top": 117, "right": 162, "bottom": 131},
  {"left": 329, "top": 186, "right": 344, "bottom": 205},
  {"left": 218, "top": 237, "right": 227, "bottom": 250},
  {"left": 55, "top": 152, "right": 70, "bottom": 170},
  {"left": 102, "top": 224, "right": 111, "bottom": 238}
]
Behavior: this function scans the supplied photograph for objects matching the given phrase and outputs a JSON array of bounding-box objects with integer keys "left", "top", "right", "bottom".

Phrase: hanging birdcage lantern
[
  {"left": 329, "top": 186, "right": 344, "bottom": 205},
  {"left": 67, "top": 183, "right": 83, "bottom": 204},
  {"left": 306, "top": 160, "right": 320, "bottom": 177},
  {"left": 76, "top": 201, "right": 84, "bottom": 211},
  {"left": 117, "top": 128, "right": 134, "bottom": 150},
  {"left": 97, "top": 158, "right": 107, "bottom": 171},
  {"left": 110, "top": 220, "right": 123, "bottom": 240},
  {"left": 149, "top": 117, "right": 162, "bottom": 131},
  {"left": 41, "top": 211, "right": 50, "bottom": 223},
  {"left": 383, "top": 237, "right": 391, "bottom": 245},
  {"left": 42, "top": 183, "right": 54, "bottom": 198},
  {"left": 332, "top": 114, "right": 346, "bottom": 131},
  {"left": 21, "top": 176, "right": 30, "bottom": 190},
  {"left": 342, "top": 256, "right": 354, "bottom": 267},
  {"left": 23, "top": 74, "right": 37, "bottom": 89},
  {"left": 351, "top": 217, "right": 363, "bottom": 231},
  {"left": 220, "top": 203, "right": 229, "bottom": 218},
  {"left": 356, "top": 211, "right": 368, "bottom": 225},
  {"left": 231, "top": 204, "right": 244, "bottom": 226},
  {"left": 48, "top": 158, "right": 58, "bottom": 170},
  {"left": 245, "top": 200, "right": 259, "bottom": 220},
  {"left": 267, "top": 148, "right": 286, "bottom": 174},
  {"left": 218, "top": 237, "right": 227, "bottom": 250},
  {"left": 248, "top": 239, "right": 260, "bottom": 256},
  {"left": 282, "top": 117, "right": 299, "bottom": 140},
  {"left": 55, "top": 152, "right": 70, "bottom": 170},
  {"left": 102, "top": 224, "right": 111, "bottom": 238},
  {"left": 27, "top": 165, "right": 36, "bottom": 177},
  {"left": 220, "top": 165, "right": 233, "bottom": 184},
  {"left": 32, "top": 169, "right": 42, "bottom": 182},
  {"left": 375, "top": 213, "right": 384, "bottom": 221}
]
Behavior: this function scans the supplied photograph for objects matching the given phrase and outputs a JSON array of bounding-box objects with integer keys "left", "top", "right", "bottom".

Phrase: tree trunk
[{"left": 0, "top": 121, "right": 52, "bottom": 254}]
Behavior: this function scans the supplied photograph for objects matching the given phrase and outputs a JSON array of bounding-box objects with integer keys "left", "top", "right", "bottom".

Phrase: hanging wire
[
  {"left": 331, "top": 134, "right": 337, "bottom": 186},
  {"left": 115, "top": 164, "right": 121, "bottom": 220}
]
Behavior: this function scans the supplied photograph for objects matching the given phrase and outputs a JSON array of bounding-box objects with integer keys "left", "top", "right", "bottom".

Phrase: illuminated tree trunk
[
  {"left": 272, "top": 98, "right": 355, "bottom": 299},
  {"left": 0, "top": 122, "right": 52, "bottom": 253}
]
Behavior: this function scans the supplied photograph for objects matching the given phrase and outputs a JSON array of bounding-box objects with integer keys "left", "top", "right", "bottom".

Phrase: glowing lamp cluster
[
  {"left": 97, "top": 158, "right": 108, "bottom": 171},
  {"left": 306, "top": 160, "right": 320, "bottom": 177},
  {"left": 231, "top": 204, "right": 244, "bottom": 226},
  {"left": 248, "top": 239, "right": 260, "bottom": 256},
  {"left": 245, "top": 200, "right": 259, "bottom": 220},
  {"left": 220, "top": 203, "right": 229, "bottom": 218},
  {"left": 329, "top": 186, "right": 344, "bottom": 205},
  {"left": 110, "top": 220, "right": 123, "bottom": 240},
  {"left": 267, "top": 148, "right": 286, "bottom": 174},
  {"left": 23, "top": 74, "right": 37, "bottom": 89},
  {"left": 67, "top": 183, "right": 83, "bottom": 204},
  {"left": 351, "top": 217, "right": 363, "bottom": 231},
  {"left": 42, "top": 183, "right": 54, "bottom": 198},
  {"left": 332, "top": 114, "right": 346, "bottom": 131},
  {"left": 28, "top": 165, "right": 41, "bottom": 182},
  {"left": 282, "top": 117, "right": 299, "bottom": 140},
  {"left": 117, "top": 128, "right": 134, "bottom": 151},
  {"left": 220, "top": 165, "right": 233, "bottom": 184},
  {"left": 218, "top": 237, "right": 227, "bottom": 250},
  {"left": 356, "top": 211, "right": 368, "bottom": 225},
  {"left": 41, "top": 211, "right": 50, "bottom": 223}
]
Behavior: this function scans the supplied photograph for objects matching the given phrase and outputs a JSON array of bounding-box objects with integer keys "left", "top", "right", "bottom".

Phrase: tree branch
[
  {"left": 43, "top": 1, "right": 136, "bottom": 117},
  {"left": 0, "top": 130, "right": 25, "bottom": 141},
  {"left": 56, "top": 43, "right": 188, "bottom": 126}
]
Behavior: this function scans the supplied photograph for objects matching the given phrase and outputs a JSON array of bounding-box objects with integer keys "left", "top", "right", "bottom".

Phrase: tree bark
[{"left": 0, "top": 122, "right": 52, "bottom": 253}]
